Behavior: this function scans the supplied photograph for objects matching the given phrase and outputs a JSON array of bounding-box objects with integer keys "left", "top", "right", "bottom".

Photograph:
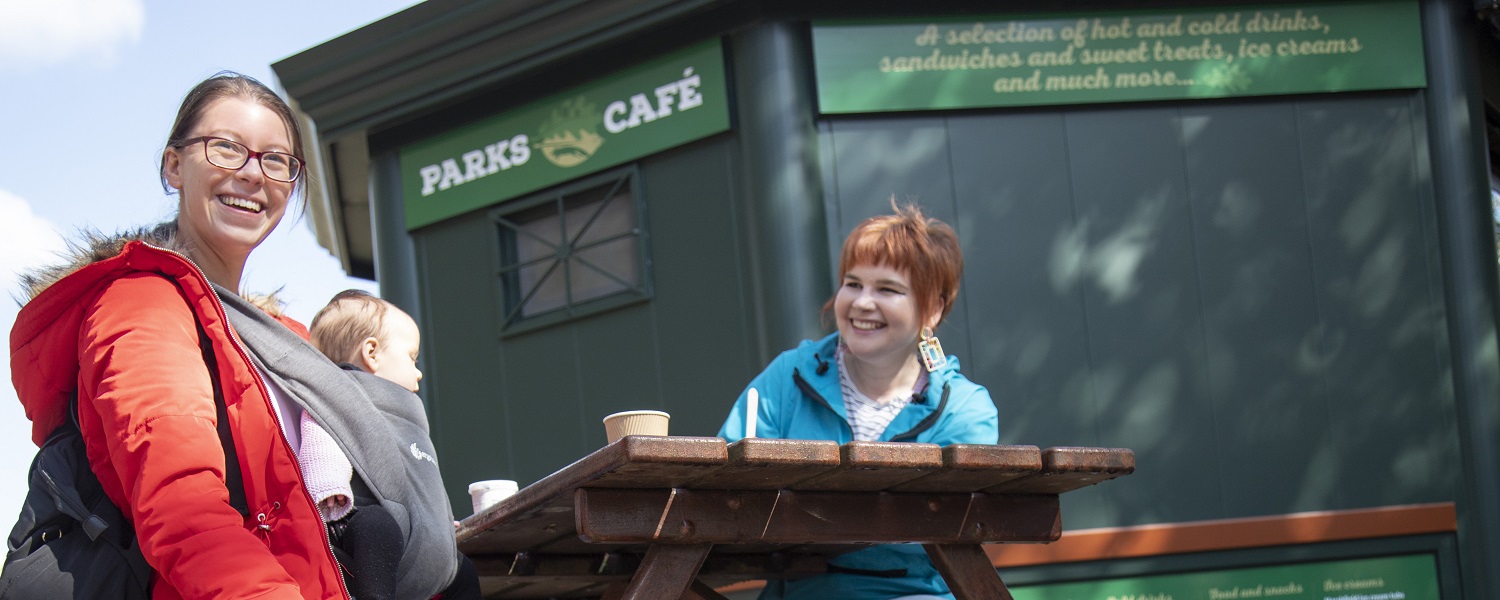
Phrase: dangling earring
[{"left": 918, "top": 327, "right": 947, "bottom": 372}]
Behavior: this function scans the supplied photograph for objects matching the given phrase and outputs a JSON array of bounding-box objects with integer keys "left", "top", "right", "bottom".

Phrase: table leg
[
  {"left": 619, "top": 543, "right": 713, "bottom": 600},
  {"left": 923, "top": 543, "right": 1014, "bottom": 600}
]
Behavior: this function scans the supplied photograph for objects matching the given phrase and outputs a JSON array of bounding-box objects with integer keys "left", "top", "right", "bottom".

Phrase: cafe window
[{"left": 492, "top": 168, "right": 650, "bottom": 332}]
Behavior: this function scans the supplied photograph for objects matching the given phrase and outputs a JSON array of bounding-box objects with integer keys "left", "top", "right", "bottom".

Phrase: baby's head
[{"left": 310, "top": 289, "right": 423, "bottom": 392}]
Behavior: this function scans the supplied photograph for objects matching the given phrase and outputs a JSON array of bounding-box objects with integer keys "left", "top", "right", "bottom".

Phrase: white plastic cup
[
  {"left": 468, "top": 479, "right": 519, "bottom": 515},
  {"left": 602, "top": 410, "right": 670, "bottom": 444}
]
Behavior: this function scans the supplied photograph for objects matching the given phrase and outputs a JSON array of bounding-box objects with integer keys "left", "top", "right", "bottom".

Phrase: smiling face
[
  {"left": 162, "top": 96, "right": 295, "bottom": 277},
  {"left": 834, "top": 263, "right": 939, "bottom": 369}
]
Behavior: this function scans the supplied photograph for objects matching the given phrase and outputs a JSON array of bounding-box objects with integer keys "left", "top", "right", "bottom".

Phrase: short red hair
[{"left": 824, "top": 202, "right": 964, "bottom": 327}]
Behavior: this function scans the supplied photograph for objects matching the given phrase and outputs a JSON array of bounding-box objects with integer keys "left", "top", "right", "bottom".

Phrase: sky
[{"left": 0, "top": 0, "right": 420, "bottom": 535}]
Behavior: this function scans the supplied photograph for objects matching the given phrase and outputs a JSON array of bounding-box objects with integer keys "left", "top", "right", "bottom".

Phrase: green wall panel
[
  {"left": 1062, "top": 106, "right": 1223, "bottom": 526},
  {"left": 572, "top": 304, "right": 664, "bottom": 447},
  {"left": 411, "top": 215, "right": 517, "bottom": 514},
  {"left": 639, "top": 139, "right": 759, "bottom": 440},
  {"left": 1294, "top": 96, "right": 1458, "bottom": 507},
  {"left": 499, "top": 325, "right": 592, "bottom": 481},
  {"left": 1179, "top": 101, "right": 1331, "bottom": 516},
  {"left": 944, "top": 112, "right": 1095, "bottom": 453}
]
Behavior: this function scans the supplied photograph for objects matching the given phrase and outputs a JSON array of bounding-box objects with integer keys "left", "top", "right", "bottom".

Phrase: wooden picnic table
[{"left": 456, "top": 436, "right": 1133, "bottom": 600}]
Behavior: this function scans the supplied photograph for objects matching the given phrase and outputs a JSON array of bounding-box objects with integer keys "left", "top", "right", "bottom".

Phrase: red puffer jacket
[{"left": 10, "top": 236, "right": 348, "bottom": 600}]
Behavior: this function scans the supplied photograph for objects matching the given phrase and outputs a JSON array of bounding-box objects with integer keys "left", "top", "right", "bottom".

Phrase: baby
[
  {"left": 310, "top": 289, "right": 422, "bottom": 392},
  {"left": 306, "top": 289, "right": 479, "bottom": 600}
]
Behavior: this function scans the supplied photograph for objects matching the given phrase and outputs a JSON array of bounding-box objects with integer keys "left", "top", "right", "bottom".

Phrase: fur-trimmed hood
[
  {"left": 17, "top": 222, "right": 286, "bottom": 316},
  {"left": 18, "top": 221, "right": 186, "bottom": 303}
]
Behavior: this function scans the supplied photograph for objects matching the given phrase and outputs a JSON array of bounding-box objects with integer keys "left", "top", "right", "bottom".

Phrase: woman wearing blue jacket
[{"left": 718, "top": 203, "right": 999, "bottom": 600}]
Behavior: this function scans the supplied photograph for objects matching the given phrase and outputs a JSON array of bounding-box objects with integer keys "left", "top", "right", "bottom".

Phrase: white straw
[{"left": 746, "top": 387, "right": 759, "bottom": 439}]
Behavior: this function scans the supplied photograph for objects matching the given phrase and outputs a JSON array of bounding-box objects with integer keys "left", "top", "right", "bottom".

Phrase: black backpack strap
[
  {"left": 197, "top": 325, "right": 248, "bottom": 517},
  {"left": 42, "top": 398, "right": 110, "bottom": 541}
]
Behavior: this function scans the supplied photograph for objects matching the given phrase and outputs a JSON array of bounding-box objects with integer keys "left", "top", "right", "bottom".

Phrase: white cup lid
[{"left": 469, "top": 479, "right": 519, "bottom": 494}]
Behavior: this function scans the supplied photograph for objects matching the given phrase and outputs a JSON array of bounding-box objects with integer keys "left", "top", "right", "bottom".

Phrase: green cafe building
[{"left": 275, "top": 0, "right": 1500, "bottom": 596}]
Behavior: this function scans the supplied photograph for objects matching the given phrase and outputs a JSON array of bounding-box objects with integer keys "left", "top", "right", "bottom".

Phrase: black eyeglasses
[{"left": 176, "top": 136, "right": 304, "bottom": 183}]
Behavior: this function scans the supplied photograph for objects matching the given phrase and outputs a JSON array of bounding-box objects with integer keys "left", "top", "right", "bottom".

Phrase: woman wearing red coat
[{"left": 10, "top": 73, "right": 347, "bottom": 599}]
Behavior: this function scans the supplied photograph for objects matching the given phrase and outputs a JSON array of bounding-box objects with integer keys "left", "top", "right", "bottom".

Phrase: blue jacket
[{"left": 718, "top": 333, "right": 1000, "bottom": 600}]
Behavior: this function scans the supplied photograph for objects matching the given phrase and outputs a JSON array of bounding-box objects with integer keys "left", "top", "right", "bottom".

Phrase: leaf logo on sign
[{"left": 535, "top": 96, "right": 604, "bottom": 168}]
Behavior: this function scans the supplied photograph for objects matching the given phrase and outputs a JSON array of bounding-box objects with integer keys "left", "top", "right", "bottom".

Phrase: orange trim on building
[
  {"left": 987, "top": 502, "right": 1456, "bottom": 567},
  {"left": 716, "top": 503, "right": 1457, "bottom": 594},
  {"left": 717, "top": 580, "right": 770, "bottom": 594}
]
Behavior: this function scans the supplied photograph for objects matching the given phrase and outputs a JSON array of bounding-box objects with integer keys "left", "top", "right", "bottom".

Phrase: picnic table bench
[{"left": 456, "top": 436, "right": 1134, "bottom": 599}]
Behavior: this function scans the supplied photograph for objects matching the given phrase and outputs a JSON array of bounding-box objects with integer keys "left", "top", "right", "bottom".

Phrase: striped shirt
[{"left": 837, "top": 346, "right": 928, "bottom": 441}]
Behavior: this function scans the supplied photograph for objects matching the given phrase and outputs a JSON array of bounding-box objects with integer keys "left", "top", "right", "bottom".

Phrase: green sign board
[
  {"left": 1011, "top": 553, "right": 1441, "bottom": 600},
  {"left": 399, "top": 41, "right": 730, "bottom": 229},
  {"left": 812, "top": 1, "right": 1425, "bottom": 114}
]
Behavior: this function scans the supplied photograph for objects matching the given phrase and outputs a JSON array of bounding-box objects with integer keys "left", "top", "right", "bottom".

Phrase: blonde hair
[
  {"left": 309, "top": 289, "right": 391, "bottom": 364},
  {"left": 242, "top": 290, "right": 287, "bottom": 317}
]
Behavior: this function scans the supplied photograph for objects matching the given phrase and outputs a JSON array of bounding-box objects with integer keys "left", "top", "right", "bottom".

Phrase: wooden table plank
[
  {"left": 888, "top": 445, "right": 1042, "bottom": 492},
  {"left": 473, "top": 551, "right": 826, "bottom": 589},
  {"left": 459, "top": 495, "right": 578, "bottom": 556},
  {"left": 532, "top": 534, "right": 633, "bottom": 555},
  {"left": 576, "top": 488, "right": 779, "bottom": 544},
  {"left": 576, "top": 488, "right": 1061, "bottom": 544},
  {"left": 790, "top": 441, "right": 943, "bottom": 491},
  {"left": 585, "top": 436, "right": 731, "bottom": 488},
  {"left": 687, "top": 439, "right": 841, "bottom": 490},
  {"left": 699, "top": 542, "right": 823, "bottom": 556},
  {"left": 986, "top": 447, "right": 1135, "bottom": 495},
  {"left": 960, "top": 493, "right": 1062, "bottom": 542},
  {"left": 474, "top": 551, "right": 639, "bottom": 578},
  {"left": 760, "top": 492, "right": 1023, "bottom": 544}
]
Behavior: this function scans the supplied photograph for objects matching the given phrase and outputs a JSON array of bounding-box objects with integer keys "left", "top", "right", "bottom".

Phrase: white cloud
[
  {"left": 0, "top": 189, "right": 67, "bottom": 297},
  {"left": 0, "top": 0, "right": 145, "bottom": 69},
  {"left": 0, "top": 190, "right": 65, "bottom": 527}
]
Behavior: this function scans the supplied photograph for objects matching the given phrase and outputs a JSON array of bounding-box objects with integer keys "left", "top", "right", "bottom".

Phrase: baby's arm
[{"left": 298, "top": 412, "right": 355, "bottom": 521}]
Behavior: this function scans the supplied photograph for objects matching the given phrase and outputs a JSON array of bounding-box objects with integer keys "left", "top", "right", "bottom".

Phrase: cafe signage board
[
  {"left": 399, "top": 40, "right": 730, "bottom": 230},
  {"left": 1011, "top": 553, "right": 1440, "bottom": 600},
  {"left": 812, "top": 1, "right": 1424, "bottom": 114}
]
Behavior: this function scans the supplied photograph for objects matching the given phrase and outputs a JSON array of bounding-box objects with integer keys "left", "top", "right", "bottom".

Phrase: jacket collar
[{"left": 793, "top": 333, "right": 954, "bottom": 442}]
